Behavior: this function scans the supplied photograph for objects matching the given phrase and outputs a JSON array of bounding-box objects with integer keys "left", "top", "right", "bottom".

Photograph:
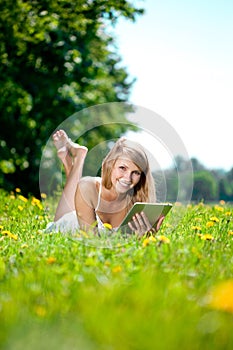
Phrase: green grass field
[{"left": 0, "top": 188, "right": 233, "bottom": 350}]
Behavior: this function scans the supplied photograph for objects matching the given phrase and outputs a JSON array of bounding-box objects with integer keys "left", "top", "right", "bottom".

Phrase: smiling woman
[{"left": 45, "top": 130, "right": 164, "bottom": 237}]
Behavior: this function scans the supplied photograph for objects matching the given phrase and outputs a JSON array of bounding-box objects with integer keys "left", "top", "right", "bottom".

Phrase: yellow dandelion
[
  {"left": 18, "top": 205, "right": 24, "bottom": 211},
  {"left": 2, "top": 230, "right": 18, "bottom": 240},
  {"left": 41, "top": 193, "right": 47, "bottom": 199},
  {"left": 79, "top": 230, "right": 89, "bottom": 238},
  {"left": 0, "top": 225, "right": 3, "bottom": 230},
  {"left": 35, "top": 306, "right": 47, "bottom": 317},
  {"left": 46, "top": 257, "right": 56, "bottom": 264},
  {"left": 18, "top": 194, "right": 28, "bottom": 203},
  {"left": 164, "top": 223, "right": 173, "bottom": 228},
  {"left": 112, "top": 266, "right": 122, "bottom": 273},
  {"left": 21, "top": 244, "right": 28, "bottom": 248},
  {"left": 214, "top": 205, "right": 224, "bottom": 212},
  {"left": 191, "top": 225, "right": 202, "bottom": 231},
  {"left": 207, "top": 280, "right": 233, "bottom": 313},
  {"left": 15, "top": 188, "right": 21, "bottom": 193},
  {"left": 31, "top": 197, "right": 42, "bottom": 206},
  {"left": 142, "top": 237, "right": 150, "bottom": 247},
  {"left": 210, "top": 216, "right": 220, "bottom": 223},
  {"left": 206, "top": 221, "right": 214, "bottom": 228},
  {"left": 228, "top": 231, "right": 233, "bottom": 236},
  {"left": 36, "top": 202, "right": 43, "bottom": 210},
  {"left": 103, "top": 223, "right": 112, "bottom": 230},
  {"left": 157, "top": 235, "right": 170, "bottom": 244},
  {"left": 201, "top": 233, "right": 214, "bottom": 241},
  {"left": 225, "top": 211, "right": 232, "bottom": 216}
]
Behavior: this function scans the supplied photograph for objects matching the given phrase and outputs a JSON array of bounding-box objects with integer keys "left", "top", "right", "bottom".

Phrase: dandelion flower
[
  {"left": 201, "top": 234, "right": 214, "bottom": 241},
  {"left": 21, "top": 244, "right": 28, "bottom": 248},
  {"left": 206, "top": 221, "right": 214, "bottom": 228},
  {"left": 2, "top": 230, "right": 18, "bottom": 240},
  {"left": 142, "top": 238, "right": 150, "bottom": 247},
  {"left": 15, "top": 188, "right": 21, "bottom": 193},
  {"left": 18, "top": 195, "right": 28, "bottom": 203},
  {"left": 79, "top": 230, "right": 89, "bottom": 238},
  {"left": 41, "top": 193, "right": 47, "bottom": 199},
  {"left": 112, "top": 266, "right": 122, "bottom": 273},
  {"left": 18, "top": 205, "right": 24, "bottom": 211},
  {"left": 214, "top": 205, "right": 224, "bottom": 212},
  {"left": 103, "top": 223, "right": 112, "bottom": 230},
  {"left": 47, "top": 257, "right": 56, "bottom": 264},
  {"left": 191, "top": 225, "right": 202, "bottom": 231},
  {"left": 35, "top": 306, "right": 47, "bottom": 317},
  {"left": 210, "top": 216, "right": 220, "bottom": 223},
  {"left": 208, "top": 280, "right": 233, "bottom": 313},
  {"left": 157, "top": 235, "right": 170, "bottom": 244}
]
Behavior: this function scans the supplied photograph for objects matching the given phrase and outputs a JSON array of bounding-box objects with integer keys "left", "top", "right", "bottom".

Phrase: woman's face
[{"left": 110, "top": 157, "right": 142, "bottom": 194}]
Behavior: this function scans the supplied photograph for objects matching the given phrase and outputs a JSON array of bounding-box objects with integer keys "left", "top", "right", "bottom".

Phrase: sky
[{"left": 113, "top": 0, "right": 233, "bottom": 171}]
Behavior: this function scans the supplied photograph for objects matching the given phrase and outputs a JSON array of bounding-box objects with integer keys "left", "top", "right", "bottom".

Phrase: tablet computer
[{"left": 119, "top": 202, "right": 173, "bottom": 233}]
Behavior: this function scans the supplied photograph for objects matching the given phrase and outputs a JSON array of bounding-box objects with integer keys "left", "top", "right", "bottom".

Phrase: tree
[
  {"left": 192, "top": 171, "right": 218, "bottom": 202},
  {"left": 219, "top": 168, "right": 233, "bottom": 201},
  {"left": 0, "top": 0, "right": 143, "bottom": 194}
]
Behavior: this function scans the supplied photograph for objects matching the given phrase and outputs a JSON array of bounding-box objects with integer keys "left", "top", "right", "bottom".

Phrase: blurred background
[{"left": 0, "top": 0, "right": 232, "bottom": 202}]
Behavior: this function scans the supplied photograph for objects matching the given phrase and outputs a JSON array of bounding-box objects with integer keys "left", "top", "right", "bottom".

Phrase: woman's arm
[{"left": 75, "top": 177, "right": 97, "bottom": 232}]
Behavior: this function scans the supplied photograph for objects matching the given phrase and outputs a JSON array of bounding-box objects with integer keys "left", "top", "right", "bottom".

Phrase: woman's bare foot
[
  {"left": 67, "top": 138, "right": 88, "bottom": 159},
  {"left": 53, "top": 130, "right": 88, "bottom": 175},
  {"left": 53, "top": 130, "right": 72, "bottom": 176},
  {"left": 53, "top": 130, "right": 69, "bottom": 151}
]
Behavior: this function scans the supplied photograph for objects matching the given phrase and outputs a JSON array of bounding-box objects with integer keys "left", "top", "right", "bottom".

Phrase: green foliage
[
  {"left": 160, "top": 156, "right": 233, "bottom": 203},
  {"left": 192, "top": 171, "right": 218, "bottom": 202},
  {"left": 0, "top": 190, "right": 233, "bottom": 349},
  {"left": 0, "top": 0, "right": 143, "bottom": 194}
]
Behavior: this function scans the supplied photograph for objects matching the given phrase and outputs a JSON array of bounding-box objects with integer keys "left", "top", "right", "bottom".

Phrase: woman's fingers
[
  {"left": 156, "top": 215, "right": 165, "bottom": 231},
  {"left": 128, "top": 212, "right": 151, "bottom": 236},
  {"left": 128, "top": 212, "right": 166, "bottom": 236}
]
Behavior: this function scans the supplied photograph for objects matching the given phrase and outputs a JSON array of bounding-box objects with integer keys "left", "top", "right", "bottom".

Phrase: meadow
[{"left": 0, "top": 188, "right": 233, "bottom": 350}]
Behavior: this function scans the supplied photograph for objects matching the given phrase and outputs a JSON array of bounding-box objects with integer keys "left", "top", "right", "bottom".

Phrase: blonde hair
[{"left": 101, "top": 138, "right": 156, "bottom": 205}]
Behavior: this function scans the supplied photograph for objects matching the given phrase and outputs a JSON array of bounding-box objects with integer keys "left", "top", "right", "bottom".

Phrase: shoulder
[
  {"left": 77, "top": 176, "right": 100, "bottom": 189},
  {"left": 76, "top": 176, "right": 101, "bottom": 207}
]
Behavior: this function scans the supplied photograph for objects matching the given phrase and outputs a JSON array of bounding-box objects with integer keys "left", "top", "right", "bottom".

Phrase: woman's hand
[{"left": 128, "top": 212, "right": 165, "bottom": 237}]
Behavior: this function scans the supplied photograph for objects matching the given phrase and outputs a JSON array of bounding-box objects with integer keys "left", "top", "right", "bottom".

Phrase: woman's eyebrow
[{"left": 119, "top": 162, "right": 141, "bottom": 173}]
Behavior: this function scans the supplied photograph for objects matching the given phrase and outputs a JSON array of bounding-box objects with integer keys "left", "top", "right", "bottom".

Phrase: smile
[{"left": 118, "top": 180, "right": 132, "bottom": 188}]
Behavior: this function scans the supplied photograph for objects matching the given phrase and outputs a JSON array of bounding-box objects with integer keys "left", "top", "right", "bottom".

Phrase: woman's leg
[
  {"left": 53, "top": 131, "right": 88, "bottom": 221},
  {"left": 53, "top": 130, "right": 73, "bottom": 177}
]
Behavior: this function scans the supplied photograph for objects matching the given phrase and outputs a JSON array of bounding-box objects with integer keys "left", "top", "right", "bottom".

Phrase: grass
[{"left": 0, "top": 188, "right": 233, "bottom": 350}]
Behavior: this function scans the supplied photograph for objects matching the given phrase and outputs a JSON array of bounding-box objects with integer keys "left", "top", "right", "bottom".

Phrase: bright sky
[{"left": 114, "top": 0, "right": 233, "bottom": 171}]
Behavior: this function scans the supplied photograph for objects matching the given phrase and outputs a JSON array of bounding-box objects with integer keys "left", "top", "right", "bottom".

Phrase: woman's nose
[{"left": 123, "top": 171, "right": 132, "bottom": 181}]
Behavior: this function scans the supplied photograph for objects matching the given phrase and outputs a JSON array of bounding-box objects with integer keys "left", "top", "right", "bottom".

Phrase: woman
[{"left": 48, "top": 129, "right": 164, "bottom": 236}]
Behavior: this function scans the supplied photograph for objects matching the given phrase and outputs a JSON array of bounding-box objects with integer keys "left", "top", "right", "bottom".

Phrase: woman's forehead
[{"left": 115, "top": 157, "right": 141, "bottom": 170}]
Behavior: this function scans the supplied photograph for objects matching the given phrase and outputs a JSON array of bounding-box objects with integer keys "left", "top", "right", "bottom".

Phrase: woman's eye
[{"left": 133, "top": 171, "right": 141, "bottom": 176}]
